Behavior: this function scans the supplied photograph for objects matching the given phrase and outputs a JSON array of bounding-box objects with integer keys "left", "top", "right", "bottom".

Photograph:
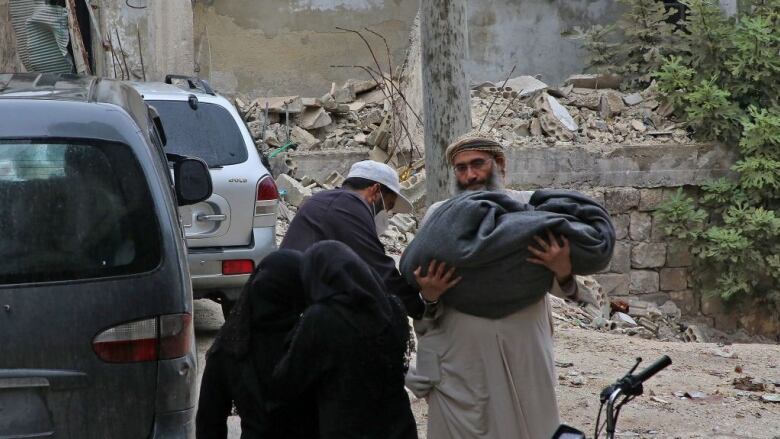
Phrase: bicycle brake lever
[{"left": 627, "top": 357, "right": 642, "bottom": 375}]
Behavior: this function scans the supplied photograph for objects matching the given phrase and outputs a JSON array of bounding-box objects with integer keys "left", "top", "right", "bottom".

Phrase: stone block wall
[{"left": 584, "top": 186, "right": 700, "bottom": 318}]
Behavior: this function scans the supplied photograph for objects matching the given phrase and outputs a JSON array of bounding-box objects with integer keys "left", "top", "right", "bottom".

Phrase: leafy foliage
[
  {"left": 582, "top": 0, "right": 780, "bottom": 307},
  {"left": 564, "top": 25, "right": 620, "bottom": 74},
  {"left": 565, "top": 0, "right": 678, "bottom": 88}
]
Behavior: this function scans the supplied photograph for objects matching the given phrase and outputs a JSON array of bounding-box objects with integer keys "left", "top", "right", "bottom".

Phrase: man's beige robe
[{"left": 406, "top": 190, "right": 581, "bottom": 439}]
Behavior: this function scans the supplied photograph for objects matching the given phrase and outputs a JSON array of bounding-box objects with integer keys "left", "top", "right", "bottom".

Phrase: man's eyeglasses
[{"left": 453, "top": 158, "right": 490, "bottom": 174}]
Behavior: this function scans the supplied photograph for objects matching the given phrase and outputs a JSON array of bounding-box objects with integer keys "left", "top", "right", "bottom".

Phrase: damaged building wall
[
  {"left": 191, "top": 0, "right": 620, "bottom": 97},
  {"left": 192, "top": 0, "right": 418, "bottom": 97},
  {"left": 465, "top": 0, "right": 618, "bottom": 86},
  {"left": 94, "top": 0, "right": 193, "bottom": 81}
]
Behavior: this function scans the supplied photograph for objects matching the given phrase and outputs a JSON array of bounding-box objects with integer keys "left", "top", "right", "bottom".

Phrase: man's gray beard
[{"left": 451, "top": 166, "right": 505, "bottom": 195}]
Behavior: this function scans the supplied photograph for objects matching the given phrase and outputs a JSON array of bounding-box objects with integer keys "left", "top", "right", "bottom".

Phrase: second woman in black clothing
[
  {"left": 271, "top": 240, "right": 418, "bottom": 439},
  {"left": 196, "top": 249, "right": 317, "bottom": 438}
]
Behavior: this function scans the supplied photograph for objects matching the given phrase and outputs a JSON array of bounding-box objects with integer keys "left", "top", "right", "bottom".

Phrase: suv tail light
[
  {"left": 254, "top": 175, "right": 279, "bottom": 227},
  {"left": 256, "top": 175, "right": 279, "bottom": 203},
  {"left": 92, "top": 314, "right": 192, "bottom": 363},
  {"left": 222, "top": 259, "right": 254, "bottom": 275}
]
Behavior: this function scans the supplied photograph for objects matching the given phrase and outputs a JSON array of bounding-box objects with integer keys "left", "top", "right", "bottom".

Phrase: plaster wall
[
  {"left": 193, "top": 0, "right": 418, "bottom": 97},
  {"left": 95, "top": 0, "right": 193, "bottom": 81},
  {"left": 192, "top": 0, "right": 620, "bottom": 97}
]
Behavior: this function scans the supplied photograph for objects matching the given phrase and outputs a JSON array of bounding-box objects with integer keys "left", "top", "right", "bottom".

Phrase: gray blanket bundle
[{"left": 399, "top": 190, "right": 615, "bottom": 318}]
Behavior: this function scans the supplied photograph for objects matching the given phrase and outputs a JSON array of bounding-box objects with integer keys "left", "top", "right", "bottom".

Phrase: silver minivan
[
  {"left": 0, "top": 73, "right": 212, "bottom": 438},
  {"left": 132, "top": 77, "right": 278, "bottom": 316}
]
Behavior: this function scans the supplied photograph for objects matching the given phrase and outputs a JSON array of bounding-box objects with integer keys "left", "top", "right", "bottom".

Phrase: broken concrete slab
[
  {"left": 569, "top": 91, "right": 602, "bottom": 110},
  {"left": 503, "top": 75, "right": 548, "bottom": 97},
  {"left": 348, "top": 100, "right": 366, "bottom": 112},
  {"left": 358, "top": 87, "right": 388, "bottom": 105},
  {"left": 298, "top": 107, "right": 333, "bottom": 130},
  {"left": 471, "top": 80, "right": 496, "bottom": 90},
  {"left": 332, "top": 85, "right": 356, "bottom": 104},
  {"left": 301, "top": 97, "right": 321, "bottom": 108},
  {"left": 623, "top": 92, "right": 644, "bottom": 106},
  {"left": 565, "top": 73, "right": 623, "bottom": 90},
  {"left": 631, "top": 119, "right": 647, "bottom": 132},
  {"left": 344, "top": 78, "right": 378, "bottom": 94},
  {"left": 276, "top": 173, "right": 312, "bottom": 207},
  {"left": 530, "top": 118, "right": 543, "bottom": 136},
  {"left": 323, "top": 171, "right": 345, "bottom": 188},
  {"left": 599, "top": 90, "right": 625, "bottom": 118},
  {"left": 367, "top": 114, "right": 392, "bottom": 149},
  {"left": 534, "top": 93, "right": 576, "bottom": 140},
  {"left": 548, "top": 83, "right": 574, "bottom": 99},
  {"left": 319, "top": 93, "right": 338, "bottom": 111},
  {"left": 400, "top": 170, "right": 426, "bottom": 211},
  {"left": 546, "top": 94, "right": 578, "bottom": 131},
  {"left": 258, "top": 96, "right": 303, "bottom": 113},
  {"left": 290, "top": 126, "right": 321, "bottom": 150}
]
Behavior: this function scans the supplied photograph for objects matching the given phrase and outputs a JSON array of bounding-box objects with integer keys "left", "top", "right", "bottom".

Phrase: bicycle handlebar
[{"left": 633, "top": 355, "right": 672, "bottom": 385}]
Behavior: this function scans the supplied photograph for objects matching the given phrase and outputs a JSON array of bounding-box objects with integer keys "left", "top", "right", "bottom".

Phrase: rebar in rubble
[
  {"left": 489, "top": 88, "right": 524, "bottom": 132},
  {"left": 336, "top": 26, "right": 422, "bottom": 157},
  {"left": 479, "top": 64, "right": 516, "bottom": 131}
]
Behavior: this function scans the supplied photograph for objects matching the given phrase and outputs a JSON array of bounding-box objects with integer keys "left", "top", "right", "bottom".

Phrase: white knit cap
[{"left": 346, "top": 160, "right": 413, "bottom": 213}]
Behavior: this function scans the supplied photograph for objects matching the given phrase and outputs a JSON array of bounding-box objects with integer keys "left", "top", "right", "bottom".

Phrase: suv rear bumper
[{"left": 187, "top": 227, "right": 276, "bottom": 299}]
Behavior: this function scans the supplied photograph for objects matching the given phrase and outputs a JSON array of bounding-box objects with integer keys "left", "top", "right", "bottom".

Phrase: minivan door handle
[{"left": 197, "top": 214, "right": 226, "bottom": 222}]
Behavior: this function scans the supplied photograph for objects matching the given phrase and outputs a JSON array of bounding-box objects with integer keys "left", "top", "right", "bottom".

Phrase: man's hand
[
  {"left": 414, "top": 260, "right": 462, "bottom": 303},
  {"left": 527, "top": 229, "right": 573, "bottom": 284}
]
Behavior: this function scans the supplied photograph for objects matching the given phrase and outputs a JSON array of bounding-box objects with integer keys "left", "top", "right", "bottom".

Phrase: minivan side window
[
  {"left": 149, "top": 100, "right": 248, "bottom": 167},
  {"left": 0, "top": 141, "right": 162, "bottom": 284}
]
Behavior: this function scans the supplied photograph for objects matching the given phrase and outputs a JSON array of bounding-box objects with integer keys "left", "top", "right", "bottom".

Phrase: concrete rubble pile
[
  {"left": 549, "top": 282, "right": 767, "bottom": 344},
  {"left": 234, "top": 77, "right": 403, "bottom": 163},
  {"left": 471, "top": 73, "right": 693, "bottom": 147}
]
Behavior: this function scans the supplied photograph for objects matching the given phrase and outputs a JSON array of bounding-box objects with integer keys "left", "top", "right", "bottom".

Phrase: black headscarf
[
  {"left": 300, "top": 241, "right": 394, "bottom": 335},
  {"left": 208, "top": 249, "right": 305, "bottom": 367},
  {"left": 300, "top": 241, "right": 414, "bottom": 371}
]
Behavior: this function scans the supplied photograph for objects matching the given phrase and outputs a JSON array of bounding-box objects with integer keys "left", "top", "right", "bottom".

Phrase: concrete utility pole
[{"left": 420, "top": 0, "right": 472, "bottom": 206}]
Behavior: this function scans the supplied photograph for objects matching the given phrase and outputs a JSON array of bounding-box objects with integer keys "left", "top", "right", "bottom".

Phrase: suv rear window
[
  {"left": 149, "top": 100, "right": 248, "bottom": 167},
  {"left": 0, "top": 141, "right": 162, "bottom": 284}
]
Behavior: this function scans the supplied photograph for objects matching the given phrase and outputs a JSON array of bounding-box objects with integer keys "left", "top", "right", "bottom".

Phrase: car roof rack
[{"left": 164, "top": 74, "right": 215, "bottom": 96}]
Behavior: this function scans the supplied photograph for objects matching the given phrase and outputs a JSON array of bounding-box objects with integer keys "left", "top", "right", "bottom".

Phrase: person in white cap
[{"left": 280, "top": 160, "right": 459, "bottom": 319}]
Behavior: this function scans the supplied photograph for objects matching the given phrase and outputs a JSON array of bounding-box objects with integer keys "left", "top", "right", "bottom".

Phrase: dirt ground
[
  {"left": 195, "top": 300, "right": 779, "bottom": 438},
  {"left": 409, "top": 326, "right": 780, "bottom": 438}
]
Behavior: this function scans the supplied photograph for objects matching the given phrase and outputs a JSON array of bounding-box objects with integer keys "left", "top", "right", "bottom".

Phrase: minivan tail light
[
  {"left": 92, "top": 314, "right": 192, "bottom": 363},
  {"left": 92, "top": 318, "right": 158, "bottom": 363},
  {"left": 222, "top": 259, "right": 254, "bottom": 275},
  {"left": 159, "top": 314, "right": 193, "bottom": 360}
]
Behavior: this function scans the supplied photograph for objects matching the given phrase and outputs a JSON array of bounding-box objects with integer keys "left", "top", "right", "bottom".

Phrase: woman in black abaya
[
  {"left": 271, "top": 240, "right": 417, "bottom": 439},
  {"left": 196, "top": 249, "right": 317, "bottom": 438}
]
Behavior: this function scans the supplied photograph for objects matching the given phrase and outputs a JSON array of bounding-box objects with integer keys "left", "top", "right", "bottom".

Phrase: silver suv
[{"left": 132, "top": 76, "right": 278, "bottom": 316}]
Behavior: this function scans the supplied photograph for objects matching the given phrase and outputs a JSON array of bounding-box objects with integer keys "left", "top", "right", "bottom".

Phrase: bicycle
[{"left": 553, "top": 355, "right": 673, "bottom": 439}]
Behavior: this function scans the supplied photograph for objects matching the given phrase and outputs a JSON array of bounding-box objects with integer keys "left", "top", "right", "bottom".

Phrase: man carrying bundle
[{"left": 403, "top": 132, "right": 614, "bottom": 439}]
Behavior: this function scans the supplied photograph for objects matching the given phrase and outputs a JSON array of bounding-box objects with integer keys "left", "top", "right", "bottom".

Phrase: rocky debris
[
  {"left": 565, "top": 73, "right": 623, "bottom": 90},
  {"left": 471, "top": 77, "right": 693, "bottom": 147},
  {"left": 623, "top": 92, "right": 644, "bottom": 106},
  {"left": 275, "top": 174, "right": 312, "bottom": 207},
  {"left": 503, "top": 75, "right": 548, "bottom": 97},
  {"left": 298, "top": 106, "right": 332, "bottom": 130},
  {"left": 259, "top": 96, "right": 304, "bottom": 114},
  {"left": 234, "top": 76, "right": 412, "bottom": 178}
]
